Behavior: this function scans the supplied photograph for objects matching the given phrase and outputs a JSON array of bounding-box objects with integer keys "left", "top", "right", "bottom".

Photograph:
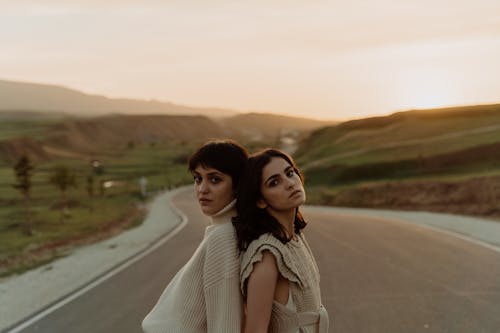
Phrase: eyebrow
[
  {"left": 193, "top": 170, "right": 223, "bottom": 177},
  {"left": 207, "top": 172, "right": 223, "bottom": 177},
  {"left": 264, "top": 166, "right": 293, "bottom": 185}
]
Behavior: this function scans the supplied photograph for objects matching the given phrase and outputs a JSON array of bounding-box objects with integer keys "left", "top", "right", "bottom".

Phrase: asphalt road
[
  {"left": 16, "top": 190, "right": 500, "bottom": 333},
  {"left": 301, "top": 207, "right": 500, "bottom": 332}
]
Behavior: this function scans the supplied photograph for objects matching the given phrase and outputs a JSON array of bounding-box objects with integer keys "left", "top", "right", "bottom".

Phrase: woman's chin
[
  {"left": 294, "top": 193, "right": 306, "bottom": 206},
  {"left": 200, "top": 206, "right": 215, "bottom": 216}
]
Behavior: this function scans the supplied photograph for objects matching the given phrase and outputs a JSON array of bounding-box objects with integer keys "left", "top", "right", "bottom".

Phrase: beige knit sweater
[
  {"left": 240, "top": 232, "right": 329, "bottom": 333},
  {"left": 142, "top": 201, "right": 243, "bottom": 333}
]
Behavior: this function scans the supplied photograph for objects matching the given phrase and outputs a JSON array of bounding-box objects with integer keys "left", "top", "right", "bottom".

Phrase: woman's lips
[
  {"left": 289, "top": 189, "right": 302, "bottom": 198},
  {"left": 199, "top": 198, "right": 212, "bottom": 205}
]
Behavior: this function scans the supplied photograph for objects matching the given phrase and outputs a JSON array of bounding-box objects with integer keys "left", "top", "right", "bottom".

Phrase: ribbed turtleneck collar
[{"left": 210, "top": 199, "right": 237, "bottom": 226}]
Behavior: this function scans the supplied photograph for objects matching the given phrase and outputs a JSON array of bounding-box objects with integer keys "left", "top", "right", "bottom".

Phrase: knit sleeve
[
  {"left": 203, "top": 224, "right": 243, "bottom": 333},
  {"left": 240, "top": 233, "right": 303, "bottom": 298}
]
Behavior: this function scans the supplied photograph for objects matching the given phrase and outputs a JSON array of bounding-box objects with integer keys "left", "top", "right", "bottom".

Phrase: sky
[{"left": 1, "top": 0, "right": 500, "bottom": 120}]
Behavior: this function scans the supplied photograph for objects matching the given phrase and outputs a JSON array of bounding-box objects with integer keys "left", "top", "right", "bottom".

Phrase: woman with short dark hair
[
  {"left": 142, "top": 139, "right": 248, "bottom": 333},
  {"left": 233, "top": 148, "right": 329, "bottom": 333}
]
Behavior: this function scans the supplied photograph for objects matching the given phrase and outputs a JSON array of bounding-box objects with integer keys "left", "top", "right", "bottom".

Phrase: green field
[{"left": 0, "top": 140, "right": 195, "bottom": 276}]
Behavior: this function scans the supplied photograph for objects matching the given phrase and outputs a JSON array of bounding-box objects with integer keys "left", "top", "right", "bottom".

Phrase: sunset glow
[
  {"left": 1, "top": 1, "right": 500, "bottom": 120},
  {"left": 392, "top": 62, "right": 462, "bottom": 111}
]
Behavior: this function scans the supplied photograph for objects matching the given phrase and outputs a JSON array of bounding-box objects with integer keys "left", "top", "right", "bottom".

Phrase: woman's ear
[{"left": 256, "top": 198, "right": 267, "bottom": 209}]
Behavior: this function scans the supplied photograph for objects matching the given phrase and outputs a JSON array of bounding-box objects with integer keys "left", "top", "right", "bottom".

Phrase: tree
[
  {"left": 13, "top": 154, "right": 34, "bottom": 235},
  {"left": 86, "top": 174, "right": 94, "bottom": 212},
  {"left": 49, "top": 165, "right": 77, "bottom": 222}
]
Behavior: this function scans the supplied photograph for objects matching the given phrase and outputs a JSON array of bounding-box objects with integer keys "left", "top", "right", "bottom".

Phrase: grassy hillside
[
  {"left": 304, "top": 142, "right": 500, "bottom": 185},
  {"left": 297, "top": 104, "right": 500, "bottom": 220},
  {"left": 0, "top": 113, "right": 239, "bottom": 164},
  {"left": 42, "top": 114, "right": 234, "bottom": 153},
  {"left": 0, "top": 112, "right": 65, "bottom": 141},
  {"left": 0, "top": 111, "right": 331, "bottom": 164},
  {"left": 297, "top": 104, "right": 500, "bottom": 174}
]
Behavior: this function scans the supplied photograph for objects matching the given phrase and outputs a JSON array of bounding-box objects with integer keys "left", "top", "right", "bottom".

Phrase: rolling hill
[
  {"left": 296, "top": 103, "right": 500, "bottom": 219},
  {"left": 43, "top": 114, "right": 233, "bottom": 152},
  {"left": 0, "top": 114, "right": 232, "bottom": 163},
  {"left": 0, "top": 79, "right": 239, "bottom": 117},
  {"left": 296, "top": 103, "right": 500, "bottom": 175},
  {"left": 0, "top": 111, "right": 332, "bottom": 163}
]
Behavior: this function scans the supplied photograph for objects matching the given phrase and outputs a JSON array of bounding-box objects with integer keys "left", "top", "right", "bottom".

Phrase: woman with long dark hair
[
  {"left": 142, "top": 139, "right": 248, "bottom": 333},
  {"left": 233, "top": 148, "right": 328, "bottom": 333}
]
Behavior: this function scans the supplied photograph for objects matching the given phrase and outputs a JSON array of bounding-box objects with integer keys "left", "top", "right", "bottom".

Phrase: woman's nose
[
  {"left": 198, "top": 180, "right": 209, "bottom": 193},
  {"left": 285, "top": 177, "right": 295, "bottom": 188}
]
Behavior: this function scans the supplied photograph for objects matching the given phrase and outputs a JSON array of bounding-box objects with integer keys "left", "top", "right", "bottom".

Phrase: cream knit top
[
  {"left": 142, "top": 200, "right": 243, "bottom": 333},
  {"left": 240, "top": 232, "right": 329, "bottom": 333}
]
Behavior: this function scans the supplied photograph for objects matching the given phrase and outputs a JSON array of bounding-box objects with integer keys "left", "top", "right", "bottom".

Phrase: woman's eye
[
  {"left": 193, "top": 176, "right": 202, "bottom": 184},
  {"left": 286, "top": 170, "right": 294, "bottom": 177},
  {"left": 269, "top": 179, "right": 279, "bottom": 187},
  {"left": 210, "top": 177, "right": 221, "bottom": 184}
]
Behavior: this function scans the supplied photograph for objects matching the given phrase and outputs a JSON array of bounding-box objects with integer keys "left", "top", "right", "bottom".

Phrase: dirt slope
[
  {"left": 318, "top": 176, "right": 500, "bottom": 220},
  {"left": 42, "top": 114, "right": 232, "bottom": 152}
]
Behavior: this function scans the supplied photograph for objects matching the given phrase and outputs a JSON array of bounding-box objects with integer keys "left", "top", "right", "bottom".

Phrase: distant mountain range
[{"left": 0, "top": 79, "right": 239, "bottom": 117}]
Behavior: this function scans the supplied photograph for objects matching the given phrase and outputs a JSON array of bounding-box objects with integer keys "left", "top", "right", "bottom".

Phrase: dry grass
[{"left": 310, "top": 175, "right": 500, "bottom": 221}]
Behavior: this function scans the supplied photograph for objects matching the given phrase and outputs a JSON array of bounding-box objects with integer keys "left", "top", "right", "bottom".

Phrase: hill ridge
[
  {"left": 0, "top": 79, "right": 239, "bottom": 117},
  {"left": 302, "top": 122, "right": 500, "bottom": 170}
]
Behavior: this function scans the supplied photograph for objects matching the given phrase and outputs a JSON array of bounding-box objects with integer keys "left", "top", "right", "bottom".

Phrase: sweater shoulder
[
  {"left": 204, "top": 223, "right": 238, "bottom": 254},
  {"left": 240, "top": 233, "right": 304, "bottom": 296}
]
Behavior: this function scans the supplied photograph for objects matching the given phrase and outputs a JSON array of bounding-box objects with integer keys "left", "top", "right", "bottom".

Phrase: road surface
[{"left": 12, "top": 189, "right": 500, "bottom": 332}]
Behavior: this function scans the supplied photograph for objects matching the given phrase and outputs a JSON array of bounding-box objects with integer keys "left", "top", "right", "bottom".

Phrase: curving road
[{"left": 12, "top": 189, "right": 500, "bottom": 333}]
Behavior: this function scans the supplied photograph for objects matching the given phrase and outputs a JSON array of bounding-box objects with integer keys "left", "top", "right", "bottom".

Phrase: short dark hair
[
  {"left": 188, "top": 139, "right": 248, "bottom": 189},
  {"left": 232, "top": 148, "right": 307, "bottom": 251}
]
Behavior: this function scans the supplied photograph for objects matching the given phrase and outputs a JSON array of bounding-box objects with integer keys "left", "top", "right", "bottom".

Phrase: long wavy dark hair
[{"left": 232, "top": 148, "right": 307, "bottom": 251}]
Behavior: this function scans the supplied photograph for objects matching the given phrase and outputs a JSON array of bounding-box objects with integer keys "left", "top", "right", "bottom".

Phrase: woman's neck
[
  {"left": 210, "top": 199, "right": 237, "bottom": 225},
  {"left": 267, "top": 208, "right": 296, "bottom": 237}
]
